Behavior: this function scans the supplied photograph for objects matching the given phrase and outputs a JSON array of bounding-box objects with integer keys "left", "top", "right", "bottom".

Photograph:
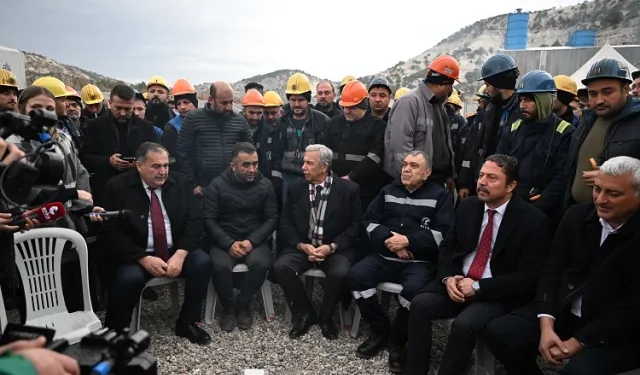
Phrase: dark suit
[
  {"left": 100, "top": 169, "right": 210, "bottom": 330},
  {"left": 272, "top": 177, "right": 362, "bottom": 317},
  {"left": 483, "top": 203, "right": 640, "bottom": 375},
  {"left": 406, "top": 196, "right": 549, "bottom": 375}
]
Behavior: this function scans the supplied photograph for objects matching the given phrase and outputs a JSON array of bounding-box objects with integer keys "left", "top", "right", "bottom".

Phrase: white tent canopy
[{"left": 571, "top": 43, "right": 638, "bottom": 89}]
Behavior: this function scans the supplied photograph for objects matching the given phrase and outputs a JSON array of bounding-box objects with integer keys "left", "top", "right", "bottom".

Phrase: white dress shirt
[
  {"left": 462, "top": 200, "right": 510, "bottom": 279},
  {"left": 142, "top": 180, "right": 173, "bottom": 253}
]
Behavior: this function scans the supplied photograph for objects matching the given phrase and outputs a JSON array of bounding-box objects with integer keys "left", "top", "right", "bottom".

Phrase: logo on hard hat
[
  {"left": 444, "top": 67, "right": 453, "bottom": 75},
  {"left": 292, "top": 84, "right": 297, "bottom": 90},
  {"left": 7, "top": 78, "right": 15, "bottom": 85},
  {"left": 594, "top": 67, "right": 602, "bottom": 75},
  {"left": 90, "top": 94, "right": 96, "bottom": 100},
  {"left": 2, "top": 62, "right": 10, "bottom": 71}
]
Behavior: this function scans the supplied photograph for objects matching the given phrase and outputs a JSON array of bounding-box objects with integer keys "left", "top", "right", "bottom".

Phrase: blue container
[
  {"left": 568, "top": 30, "right": 597, "bottom": 47},
  {"left": 505, "top": 12, "right": 529, "bottom": 50}
]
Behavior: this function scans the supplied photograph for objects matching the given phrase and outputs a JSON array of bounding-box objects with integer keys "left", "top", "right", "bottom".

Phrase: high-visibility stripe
[
  {"left": 367, "top": 153, "right": 381, "bottom": 164},
  {"left": 384, "top": 195, "right": 437, "bottom": 208},
  {"left": 511, "top": 119, "right": 522, "bottom": 132},
  {"left": 271, "top": 170, "right": 283, "bottom": 178},
  {"left": 556, "top": 120, "right": 571, "bottom": 134},
  {"left": 431, "top": 229, "right": 443, "bottom": 245}
]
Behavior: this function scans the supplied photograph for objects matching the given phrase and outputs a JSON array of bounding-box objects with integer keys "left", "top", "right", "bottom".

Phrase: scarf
[{"left": 308, "top": 174, "right": 333, "bottom": 246}]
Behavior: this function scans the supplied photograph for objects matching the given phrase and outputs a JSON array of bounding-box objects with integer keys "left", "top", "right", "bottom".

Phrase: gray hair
[
  {"left": 406, "top": 150, "right": 432, "bottom": 169},
  {"left": 135, "top": 142, "right": 168, "bottom": 163},
  {"left": 306, "top": 144, "right": 333, "bottom": 167},
  {"left": 600, "top": 156, "right": 640, "bottom": 194}
]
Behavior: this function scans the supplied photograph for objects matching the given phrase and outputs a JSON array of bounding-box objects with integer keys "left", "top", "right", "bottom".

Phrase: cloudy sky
[{"left": 2, "top": 0, "right": 583, "bottom": 84}]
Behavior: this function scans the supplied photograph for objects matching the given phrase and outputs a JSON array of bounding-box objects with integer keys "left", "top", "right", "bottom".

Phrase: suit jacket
[
  {"left": 536, "top": 202, "right": 640, "bottom": 346},
  {"left": 280, "top": 176, "right": 363, "bottom": 261},
  {"left": 99, "top": 169, "right": 203, "bottom": 263},
  {"left": 425, "top": 195, "right": 549, "bottom": 309}
]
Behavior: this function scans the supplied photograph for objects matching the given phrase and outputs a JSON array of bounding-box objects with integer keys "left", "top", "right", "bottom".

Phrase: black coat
[
  {"left": 280, "top": 177, "right": 362, "bottom": 261},
  {"left": 536, "top": 203, "right": 640, "bottom": 346},
  {"left": 203, "top": 168, "right": 278, "bottom": 250},
  {"left": 425, "top": 196, "right": 549, "bottom": 309},
  {"left": 99, "top": 169, "right": 203, "bottom": 263}
]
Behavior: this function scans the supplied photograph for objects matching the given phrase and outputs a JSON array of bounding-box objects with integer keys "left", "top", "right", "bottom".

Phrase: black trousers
[
  {"left": 272, "top": 250, "right": 351, "bottom": 317},
  {"left": 483, "top": 305, "right": 640, "bottom": 375},
  {"left": 345, "top": 254, "right": 437, "bottom": 345},
  {"left": 105, "top": 249, "right": 211, "bottom": 330},
  {"left": 405, "top": 291, "right": 506, "bottom": 375},
  {"left": 210, "top": 244, "right": 272, "bottom": 307}
]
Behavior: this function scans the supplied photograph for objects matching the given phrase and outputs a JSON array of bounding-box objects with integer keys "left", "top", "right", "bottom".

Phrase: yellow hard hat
[
  {"left": 0, "top": 69, "right": 18, "bottom": 88},
  {"left": 285, "top": 73, "right": 311, "bottom": 95},
  {"left": 451, "top": 88, "right": 460, "bottom": 96},
  {"left": 341, "top": 75, "right": 356, "bottom": 87},
  {"left": 32, "top": 76, "right": 67, "bottom": 98},
  {"left": 81, "top": 84, "right": 104, "bottom": 105},
  {"left": 475, "top": 84, "right": 490, "bottom": 100},
  {"left": 147, "top": 76, "right": 170, "bottom": 92},
  {"left": 143, "top": 92, "right": 149, "bottom": 100},
  {"left": 554, "top": 75, "right": 578, "bottom": 96},
  {"left": 263, "top": 91, "right": 283, "bottom": 107},
  {"left": 394, "top": 87, "right": 410, "bottom": 100},
  {"left": 446, "top": 93, "right": 462, "bottom": 108}
]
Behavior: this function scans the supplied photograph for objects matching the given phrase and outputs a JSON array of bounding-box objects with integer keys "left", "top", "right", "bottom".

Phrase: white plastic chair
[
  {"left": 0, "top": 284, "right": 7, "bottom": 334},
  {"left": 204, "top": 263, "right": 275, "bottom": 324},
  {"left": 130, "top": 277, "right": 181, "bottom": 332},
  {"left": 13, "top": 228, "right": 101, "bottom": 344}
]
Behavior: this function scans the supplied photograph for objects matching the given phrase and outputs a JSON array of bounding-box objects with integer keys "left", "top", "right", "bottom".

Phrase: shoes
[
  {"left": 356, "top": 331, "right": 389, "bottom": 359},
  {"left": 388, "top": 345, "right": 406, "bottom": 373},
  {"left": 289, "top": 311, "right": 317, "bottom": 339},
  {"left": 236, "top": 303, "right": 253, "bottom": 330},
  {"left": 142, "top": 288, "right": 158, "bottom": 301},
  {"left": 219, "top": 306, "right": 237, "bottom": 332},
  {"left": 175, "top": 321, "right": 211, "bottom": 345},
  {"left": 319, "top": 313, "right": 339, "bottom": 340}
]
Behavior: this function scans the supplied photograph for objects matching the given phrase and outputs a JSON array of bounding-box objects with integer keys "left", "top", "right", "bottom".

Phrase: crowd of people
[{"left": 0, "top": 50, "right": 639, "bottom": 375}]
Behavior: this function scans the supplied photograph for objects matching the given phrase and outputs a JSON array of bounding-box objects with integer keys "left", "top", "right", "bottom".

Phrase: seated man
[
  {"left": 102, "top": 142, "right": 211, "bottom": 345},
  {"left": 405, "top": 154, "right": 549, "bottom": 375},
  {"left": 204, "top": 142, "right": 278, "bottom": 332},
  {"left": 345, "top": 151, "right": 454, "bottom": 373},
  {"left": 272, "top": 144, "right": 362, "bottom": 340},
  {"left": 483, "top": 156, "right": 640, "bottom": 375}
]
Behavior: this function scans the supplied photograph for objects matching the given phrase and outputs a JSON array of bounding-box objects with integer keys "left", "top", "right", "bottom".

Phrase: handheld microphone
[
  {"left": 83, "top": 210, "right": 132, "bottom": 219},
  {"left": 10, "top": 202, "right": 67, "bottom": 228}
]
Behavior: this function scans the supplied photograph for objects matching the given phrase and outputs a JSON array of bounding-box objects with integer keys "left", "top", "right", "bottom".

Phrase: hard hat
[
  {"left": 132, "top": 89, "right": 146, "bottom": 103},
  {"left": 368, "top": 77, "right": 392, "bottom": 93},
  {"left": 0, "top": 69, "right": 18, "bottom": 88},
  {"left": 263, "top": 91, "right": 283, "bottom": 107},
  {"left": 242, "top": 89, "right": 265, "bottom": 107},
  {"left": 65, "top": 86, "right": 81, "bottom": 102},
  {"left": 339, "top": 80, "right": 369, "bottom": 107},
  {"left": 341, "top": 75, "right": 356, "bottom": 87},
  {"left": 81, "top": 84, "right": 104, "bottom": 105},
  {"left": 516, "top": 70, "right": 557, "bottom": 94},
  {"left": 553, "top": 75, "right": 578, "bottom": 96},
  {"left": 582, "top": 57, "right": 632, "bottom": 86},
  {"left": 171, "top": 78, "right": 196, "bottom": 96},
  {"left": 143, "top": 92, "right": 149, "bottom": 100},
  {"left": 451, "top": 88, "right": 460, "bottom": 96},
  {"left": 32, "top": 76, "right": 67, "bottom": 98},
  {"left": 476, "top": 84, "right": 490, "bottom": 99},
  {"left": 147, "top": 76, "right": 170, "bottom": 91},
  {"left": 480, "top": 53, "right": 518, "bottom": 81},
  {"left": 446, "top": 93, "right": 462, "bottom": 108},
  {"left": 394, "top": 87, "right": 410, "bottom": 100},
  {"left": 285, "top": 73, "right": 312, "bottom": 95},
  {"left": 428, "top": 55, "right": 460, "bottom": 81}
]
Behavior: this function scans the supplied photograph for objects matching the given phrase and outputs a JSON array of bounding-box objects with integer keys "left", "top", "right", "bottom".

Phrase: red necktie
[
  {"left": 148, "top": 187, "right": 169, "bottom": 261},
  {"left": 467, "top": 209, "right": 496, "bottom": 280}
]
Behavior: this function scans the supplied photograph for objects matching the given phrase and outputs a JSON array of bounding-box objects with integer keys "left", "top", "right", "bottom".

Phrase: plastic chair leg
[
  {"left": 475, "top": 338, "right": 496, "bottom": 375},
  {"left": 204, "top": 282, "right": 216, "bottom": 324},
  {"left": 130, "top": 295, "right": 144, "bottom": 332},
  {"left": 261, "top": 281, "right": 275, "bottom": 322},
  {"left": 350, "top": 305, "right": 361, "bottom": 339}
]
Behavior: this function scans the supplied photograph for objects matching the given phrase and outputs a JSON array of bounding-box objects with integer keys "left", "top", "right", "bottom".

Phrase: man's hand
[
  {"left": 445, "top": 177, "right": 456, "bottom": 194},
  {"left": 385, "top": 232, "right": 409, "bottom": 252},
  {"left": 341, "top": 175, "right": 350, "bottom": 180},
  {"left": 110, "top": 153, "right": 132, "bottom": 170},
  {"left": 77, "top": 189, "right": 93, "bottom": 203},
  {"left": 229, "top": 241, "right": 247, "bottom": 259},
  {"left": 88, "top": 206, "right": 105, "bottom": 222},
  {"left": 539, "top": 324, "right": 566, "bottom": 365},
  {"left": 239, "top": 240, "right": 254, "bottom": 253},
  {"left": 445, "top": 275, "right": 465, "bottom": 303},
  {"left": 138, "top": 255, "right": 168, "bottom": 277},
  {"left": 193, "top": 186, "right": 203, "bottom": 197},
  {"left": 396, "top": 249, "right": 414, "bottom": 260},
  {"left": 457, "top": 277, "right": 476, "bottom": 297},
  {"left": 582, "top": 170, "right": 600, "bottom": 187},
  {"left": 298, "top": 243, "right": 316, "bottom": 256},
  {"left": 0, "top": 209, "right": 41, "bottom": 233},
  {"left": 549, "top": 338, "right": 583, "bottom": 361},
  {"left": 166, "top": 249, "right": 187, "bottom": 277},
  {"left": 15, "top": 347, "right": 80, "bottom": 375},
  {"left": 0, "top": 139, "right": 25, "bottom": 165},
  {"left": 458, "top": 188, "right": 469, "bottom": 200},
  {"left": 0, "top": 212, "right": 19, "bottom": 232},
  {"left": 0, "top": 336, "right": 47, "bottom": 354},
  {"left": 309, "top": 245, "right": 332, "bottom": 262}
]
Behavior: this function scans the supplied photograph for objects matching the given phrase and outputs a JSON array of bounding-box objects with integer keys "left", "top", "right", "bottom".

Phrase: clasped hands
[
  {"left": 229, "top": 240, "right": 254, "bottom": 259},
  {"left": 385, "top": 231, "right": 414, "bottom": 260},
  {"left": 538, "top": 318, "right": 584, "bottom": 365},
  {"left": 298, "top": 243, "right": 332, "bottom": 262},
  {"left": 138, "top": 249, "right": 187, "bottom": 278},
  {"left": 445, "top": 275, "right": 477, "bottom": 303}
]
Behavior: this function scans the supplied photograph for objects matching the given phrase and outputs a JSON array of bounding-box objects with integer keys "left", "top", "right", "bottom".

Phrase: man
[
  {"left": 244, "top": 81, "right": 264, "bottom": 95},
  {"left": 80, "top": 84, "right": 108, "bottom": 128},
  {"left": 255, "top": 90, "right": 283, "bottom": 183},
  {"left": 458, "top": 54, "right": 521, "bottom": 200},
  {"left": 405, "top": 154, "right": 548, "bottom": 374},
  {"left": 346, "top": 151, "right": 454, "bottom": 373},
  {"left": 271, "top": 73, "right": 330, "bottom": 205},
  {"left": 0, "top": 69, "right": 18, "bottom": 112},
  {"left": 455, "top": 86, "right": 489, "bottom": 188},
  {"left": 132, "top": 90, "right": 147, "bottom": 119},
  {"left": 553, "top": 75, "right": 580, "bottom": 126},
  {"left": 446, "top": 92, "right": 466, "bottom": 159},
  {"left": 566, "top": 57, "right": 640, "bottom": 208},
  {"left": 272, "top": 144, "right": 362, "bottom": 340},
  {"left": 65, "top": 86, "right": 82, "bottom": 126},
  {"left": 101, "top": 142, "right": 211, "bottom": 345},
  {"left": 241, "top": 89, "right": 264, "bottom": 135},
  {"left": 384, "top": 55, "right": 458, "bottom": 192},
  {"left": 631, "top": 70, "right": 639, "bottom": 97},
  {"left": 368, "top": 77, "right": 392, "bottom": 122},
  {"left": 144, "top": 76, "right": 176, "bottom": 129},
  {"left": 204, "top": 142, "right": 278, "bottom": 331},
  {"left": 483, "top": 156, "right": 640, "bottom": 375},
  {"left": 570, "top": 97, "right": 583, "bottom": 124},
  {"left": 393, "top": 87, "right": 409, "bottom": 102},
  {"left": 162, "top": 79, "right": 198, "bottom": 157},
  {"left": 80, "top": 84, "right": 158, "bottom": 205},
  {"left": 315, "top": 80, "right": 343, "bottom": 119},
  {"left": 577, "top": 87, "right": 589, "bottom": 110},
  {"left": 176, "top": 81, "right": 252, "bottom": 197},
  {"left": 497, "top": 70, "right": 575, "bottom": 222}
]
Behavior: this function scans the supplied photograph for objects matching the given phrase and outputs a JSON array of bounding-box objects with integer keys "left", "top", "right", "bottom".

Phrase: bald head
[{"left": 209, "top": 81, "right": 235, "bottom": 115}]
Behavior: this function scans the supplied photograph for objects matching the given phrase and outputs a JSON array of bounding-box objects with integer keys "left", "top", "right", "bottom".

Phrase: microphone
[
  {"left": 83, "top": 210, "right": 132, "bottom": 219},
  {"left": 11, "top": 202, "right": 67, "bottom": 228}
]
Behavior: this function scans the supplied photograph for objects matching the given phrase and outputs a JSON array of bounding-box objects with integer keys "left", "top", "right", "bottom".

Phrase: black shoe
[
  {"left": 236, "top": 303, "right": 253, "bottom": 330},
  {"left": 142, "top": 288, "right": 158, "bottom": 301},
  {"left": 288, "top": 311, "right": 317, "bottom": 339},
  {"left": 175, "top": 321, "right": 211, "bottom": 345},
  {"left": 356, "top": 331, "right": 389, "bottom": 359},
  {"left": 319, "top": 314, "right": 339, "bottom": 340},
  {"left": 388, "top": 345, "right": 406, "bottom": 373},
  {"left": 219, "top": 306, "right": 237, "bottom": 332}
]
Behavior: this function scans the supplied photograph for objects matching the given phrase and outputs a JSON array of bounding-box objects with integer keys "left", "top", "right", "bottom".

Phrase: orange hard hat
[
  {"left": 65, "top": 86, "right": 81, "bottom": 102},
  {"left": 242, "top": 89, "right": 265, "bottom": 107},
  {"left": 428, "top": 55, "right": 460, "bottom": 81},
  {"left": 171, "top": 78, "right": 196, "bottom": 96},
  {"left": 338, "top": 80, "right": 368, "bottom": 107}
]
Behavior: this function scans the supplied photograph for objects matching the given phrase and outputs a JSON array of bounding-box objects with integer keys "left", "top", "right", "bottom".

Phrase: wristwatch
[
  {"left": 472, "top": 281, "right": 480, "bottom": 292},
  {"left": 329, "top": 243, "right": 339, "bottom": 253}
]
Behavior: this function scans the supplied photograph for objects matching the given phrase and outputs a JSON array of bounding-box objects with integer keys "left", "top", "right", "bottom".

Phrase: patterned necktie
[
  {"left": 467, "top": 209, "right": 496, "bottom": 280},
  {"left": 148, "top": 187, "right": 169, "bottom": 261}
]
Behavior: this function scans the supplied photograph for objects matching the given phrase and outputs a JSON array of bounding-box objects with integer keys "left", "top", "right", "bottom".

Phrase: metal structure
[
  {"left": 568, "top": 30, "right": 597, "bottom": 47},
  {"left": 505, "top": 9, "right": 530, "bottom": 50}
]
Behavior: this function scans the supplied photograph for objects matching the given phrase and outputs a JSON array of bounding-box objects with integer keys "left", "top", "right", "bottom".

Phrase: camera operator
[
  {"left": 0, "top": 70, "right": 18, "bottom": 113},
  {"left": 0, "top": 337, "right": 79, "bottom": 375}
]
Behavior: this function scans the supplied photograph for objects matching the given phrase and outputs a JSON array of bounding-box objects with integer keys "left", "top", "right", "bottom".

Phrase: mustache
[{"left": 477, "top": 186, "right": 489, "bottom": 194}]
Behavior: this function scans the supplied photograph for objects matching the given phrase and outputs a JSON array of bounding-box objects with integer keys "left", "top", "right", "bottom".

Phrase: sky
[{"left": 1, "top": 0, "right": 584, "bottom": 85}]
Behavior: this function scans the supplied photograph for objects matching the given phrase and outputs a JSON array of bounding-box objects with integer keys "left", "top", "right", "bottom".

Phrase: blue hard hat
[
  {"left": 368, "top": 77, "right": 392, "bottom": 93},
  {"left": 479, "top": 53, "right": 518, "bottom": 81},
  {"left": 516, "top": 70, "right": 557, "bottom": 94},
  {"left": 582, "top": 57, "right": 632, "bottom": 86}
]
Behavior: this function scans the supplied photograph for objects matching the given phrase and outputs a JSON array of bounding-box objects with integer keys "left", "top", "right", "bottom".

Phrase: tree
[{"left": 603, "top": 8, "right": 623, "bottom": 27}]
